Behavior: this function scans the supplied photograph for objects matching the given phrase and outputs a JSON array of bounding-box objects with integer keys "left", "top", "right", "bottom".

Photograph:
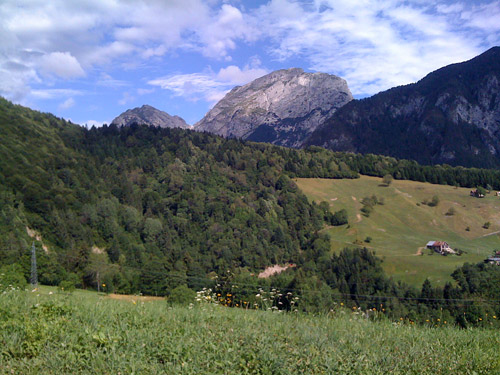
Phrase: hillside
[
  {"left": 305, "top": 47, "right": 500, "bottom": 168},
  {"left": 296, "top": 176, "right": 500, "bottom": 285},
  {"left": 1, "top": 287, "right": 499, "bottom": 374}
]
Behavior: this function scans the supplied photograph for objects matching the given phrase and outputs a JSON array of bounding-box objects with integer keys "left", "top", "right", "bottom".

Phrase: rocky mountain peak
[
  {"left": 111, "top": 105, "right": 188, "bottom": 129},
  {"left": 194, "top": 68, "right": 353, "bottom": 147}
]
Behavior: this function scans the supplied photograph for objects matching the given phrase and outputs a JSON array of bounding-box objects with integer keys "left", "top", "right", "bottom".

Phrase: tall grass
[{"left": 1, "top": 288, "right": 499, "bottom": 374}]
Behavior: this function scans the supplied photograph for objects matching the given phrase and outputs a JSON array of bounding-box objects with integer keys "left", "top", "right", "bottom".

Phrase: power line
[{"left": 25, "top": 249, "right": 500, "bottom": 306}]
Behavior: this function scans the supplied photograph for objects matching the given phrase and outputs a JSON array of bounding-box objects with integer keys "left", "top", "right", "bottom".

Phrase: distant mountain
[
  {"left": 111, "top": 104, "right": 188, "bottom": 129},
  {"left": 305, "top": 47, "right": 500, "bottom": 168},
  {"left": 195, "top": 68, "right": 352, "bottom": 147}
]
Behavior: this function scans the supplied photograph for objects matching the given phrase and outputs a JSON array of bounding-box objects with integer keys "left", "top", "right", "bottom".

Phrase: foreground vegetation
[{"left": 1, "top": 287, "right": 499, "bottom": 375}]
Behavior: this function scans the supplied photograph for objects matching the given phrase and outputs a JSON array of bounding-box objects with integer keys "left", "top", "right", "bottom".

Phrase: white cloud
[
  {"left": 0, "top": 0, "right": 257, "bottom": 102},
  {"left": 148, "top": 64, "right": 268, "bottom": 103},
  {"left": 59, "top": 97, "right": 75, "bottom": 110},
  {"left": 30, "top": 88, "right": 83, "bottom": 100},
  {"left": 254, "top": 0, "right": 498, "bottom": 96},
  {"left": 84, "top": 119, "right": 109, "bottom": 128},
  {"left": 118, "top": 91, "right": 135, "bottom": 106},
  {"left": 39, "top": 52, "right": 85, "bottom": 79},
  {"left": 137, "top": 88, "right": 155, "bottom": 95}
]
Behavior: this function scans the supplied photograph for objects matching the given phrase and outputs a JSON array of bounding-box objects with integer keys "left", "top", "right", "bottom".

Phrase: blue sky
[{"left": 1, "top": 0, "right": 499, "bottom": 127}]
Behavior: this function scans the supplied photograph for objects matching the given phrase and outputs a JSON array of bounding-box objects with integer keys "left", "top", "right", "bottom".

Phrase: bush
[
  {"left": 59, "top": 279, "right": 76, "bottom": 293},
  {"left": 382, "top": 174, "right": 393, "bottom": 186},
  {"left": 330, "top": 209, "right": 348, "bottom": 226},
  {"left": 364, "top": 236, "right": 372, "bottom": 243},
  {"left": 445, "top": 207, "right": 455, "bottom": 216},
  {"left": 428, "top": 195, "right": 440, "bottom": 207},
  {"left": 0, "top": 264, "right": 27, "bottom": 291},
  {"left": 483, "top": 222, "right": 491, "bottom": 229},
  {"left": 168, "top": 285, "right": 196, "bottom": 305}
]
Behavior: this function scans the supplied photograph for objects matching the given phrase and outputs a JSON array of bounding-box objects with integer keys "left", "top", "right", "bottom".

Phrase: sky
[{"left": 1, "top": 0, "right": 499, "bottom": 127}]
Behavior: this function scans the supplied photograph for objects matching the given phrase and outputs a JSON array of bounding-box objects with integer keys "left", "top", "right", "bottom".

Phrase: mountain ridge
[
  {"left": 111, "top": 104, "right": 189, "bottom": 129},
  {"left": 305, "top": 47, "right": 500, "bottom": 168},
  {"left": 195, "top": 68, "right": 353, "bottom": 147}
]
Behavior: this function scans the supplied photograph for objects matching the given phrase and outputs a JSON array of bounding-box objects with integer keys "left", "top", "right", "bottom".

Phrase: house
[
  {"left": 470, "top": 189, "right": 485, "bottom": 198},
  {"left": 495, "top": 192, "right": 500, "bottom": 197},
  {"left": 485, "top": 256, "right": 500, "bottom": 265},
  {"left": 426, "top": 241, "right": 456, "bottom": 255}
]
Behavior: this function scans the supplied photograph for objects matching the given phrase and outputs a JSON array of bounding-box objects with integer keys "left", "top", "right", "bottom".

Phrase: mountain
[
  {"left": 111, "top": 104, "right": 189, "bottom": 129},
  {"left": 195, "top": 68, "right": 352, "bottom": 147},
  {"left": 305, "top": 47, "right": 500, "bottom": 168}
]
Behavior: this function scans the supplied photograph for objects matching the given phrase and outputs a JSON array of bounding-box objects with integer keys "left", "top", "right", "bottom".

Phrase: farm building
[
  {"left": 470, "top": 189, "right": 485, "bottom": 198},
  {"left": 426, "top": 241, "right": 456, "bottom": 255},
  {"left": 485, "top": 256, "right": 500, "bottom": 265},
  {"left": 485, "top": 251, "right": 500, "bottom": 265}
]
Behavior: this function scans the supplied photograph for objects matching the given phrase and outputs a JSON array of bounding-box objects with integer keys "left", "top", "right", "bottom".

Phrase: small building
[
  {"left": 426, "top": 241, "right": 456, "bottom": 255},
  {"left": 470, "top": 189, "right": 485, "bottom": 198},
  {"left": 485, "top": 256, "right": 500, "bottom": 265},
  {"left": 495, "top": 192, "right": 500, "bottom": 197}
]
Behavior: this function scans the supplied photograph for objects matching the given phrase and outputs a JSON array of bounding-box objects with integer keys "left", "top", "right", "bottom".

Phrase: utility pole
[{"left": 30, "top": 241, "right": 38, "bottom": 287}]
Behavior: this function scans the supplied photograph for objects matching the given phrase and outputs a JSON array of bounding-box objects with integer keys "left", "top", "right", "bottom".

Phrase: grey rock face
[
  {"left": 194, "top": 68, "right": 352, "bottom": 147},
  {"left": 111, "top": 105, "right": 188, "bottom": 129}
]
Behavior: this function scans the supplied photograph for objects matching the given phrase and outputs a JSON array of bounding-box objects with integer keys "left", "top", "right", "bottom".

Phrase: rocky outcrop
[
  {"left": 194, "top": 68, "right": 352, "bottom": 147},
  {"left": 305, "top": 47, "right": 500, "bottom": 168},
  {"left": 111, "top": 105, "right": 188, "bottom": 129}
]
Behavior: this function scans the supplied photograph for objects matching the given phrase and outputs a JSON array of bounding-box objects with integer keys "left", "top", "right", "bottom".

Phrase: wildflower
[{"left": 340, "top": 302, "right": 344, "bottom": 306}]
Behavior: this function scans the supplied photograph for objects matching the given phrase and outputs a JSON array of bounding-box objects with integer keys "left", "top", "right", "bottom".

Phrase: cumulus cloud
[
  {"left": 0, "top": 0, "right": 257, "bottom": 102},
  {"left": 148, "top": 64, "right": 268, "bottom": 104},
  {"left": 59, "top": 97, "right": 75, "bottom": 110},
  {"left": 84, "top": 119, "right": 109, "bottom": 128},
  {"left": 39, "top": 52, "right": 85, "bottom": 79},
  {"left": 254, "top": 0, "right": 499, "bottom": 95}
]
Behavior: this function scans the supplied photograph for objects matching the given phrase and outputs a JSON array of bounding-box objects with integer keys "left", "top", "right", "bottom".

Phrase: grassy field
[
  {"left": 1, "top": 286, "right": 499, "bottom": 374},
  {"left": 295, "top": 176, "right": 500, "bottom": 286}
]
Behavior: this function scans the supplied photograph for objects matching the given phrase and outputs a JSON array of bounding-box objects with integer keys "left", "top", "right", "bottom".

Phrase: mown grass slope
[
  {"left": 295, "top": 176, "right": 500, "bottom": 286},
  {"left": 1, "top": 287, "right": 499, "bottom": 374}
]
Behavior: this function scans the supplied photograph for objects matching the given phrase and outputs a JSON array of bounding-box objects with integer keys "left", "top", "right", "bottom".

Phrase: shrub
[
  {"left": 445, "top": 208, "right": 455, "bottom": 216},
  {"left": 168, "top": 285, "right": 196, "bottom": 305},
  {"left": 0, "top": 264, "right": 27, "bottom": 291},
  {"left": 483, "top": 222, "right": 491, "bottom": 229},
  {"left": 330, "top": 209, "right": 348, "bottom": 226},
  {"left": 382, "top": 174, "right": 393, "bottom": 186},
  {"left": 428, "top": 195, "right": 440, "bottom": 207},
  {"left": 364, "top": 236, "right": 372, "bottom": 243}
]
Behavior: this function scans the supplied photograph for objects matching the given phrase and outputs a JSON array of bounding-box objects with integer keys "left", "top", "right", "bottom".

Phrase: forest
[{"left": 1, "top": 97, "right": 500, "bottom": 326}]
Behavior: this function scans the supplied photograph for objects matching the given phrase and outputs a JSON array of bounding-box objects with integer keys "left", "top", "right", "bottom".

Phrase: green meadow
[
  {"left": 295, "top": 176, "right": 500, "bottom": 286},
  {"left": 1, "top": 286, "right": 499, "bottom": 374}
]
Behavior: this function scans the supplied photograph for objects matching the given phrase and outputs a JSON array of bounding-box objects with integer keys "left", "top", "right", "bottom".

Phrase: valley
[{"left": 296, "top": 176, "right": 500, "bottom": 285}]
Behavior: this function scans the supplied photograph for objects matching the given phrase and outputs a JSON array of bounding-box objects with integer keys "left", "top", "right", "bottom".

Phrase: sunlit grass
[
  {"left": 1, "top": 288, "right": 499, "bottom": 374},
  {"left": 295, "top": 176, "right": 500, "bottom": 286}
]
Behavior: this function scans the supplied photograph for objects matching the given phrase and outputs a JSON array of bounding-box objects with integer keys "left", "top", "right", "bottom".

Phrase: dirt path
[
  {"left": 414, "top": 247, "right": 424, "bottom": 256},
  {"left": 480, "top": 230, "right": 500, "bottom": 238},
  {"left": 107, "top": 293, "right": 165, "bottom": 302}
]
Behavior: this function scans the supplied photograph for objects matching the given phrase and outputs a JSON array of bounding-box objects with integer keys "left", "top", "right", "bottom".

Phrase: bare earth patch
[
  {"left": 107, "top": 294, "right": 165, "bottom": 302},
  {"left": 356, "top": 214, "right": 362, "bottom": 223},
  {"left": 414, "top": 247, "right": 424, "bottom": 256},
  {"left": 330, "top": 197, "right": 338, "bottom": 201},
  {"left": 258, "top": 264, "right": 295, "bottom": 278},
  {"left": 351, "top": 196, "right": 357, "bottom": 201}
]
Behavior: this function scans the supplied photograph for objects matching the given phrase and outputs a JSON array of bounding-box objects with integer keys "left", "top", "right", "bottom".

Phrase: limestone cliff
[{"left": 195, "top": 68, "right": 352, "bottom": 147}]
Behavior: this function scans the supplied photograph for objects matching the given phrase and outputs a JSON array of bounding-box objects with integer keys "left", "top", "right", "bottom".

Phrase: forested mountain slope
[
  {"left": 0, "top": 97, "right": 356, "bottom": 295},
  {"left": 306, "top": 47, "right": 500, "bottom": 168}
]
